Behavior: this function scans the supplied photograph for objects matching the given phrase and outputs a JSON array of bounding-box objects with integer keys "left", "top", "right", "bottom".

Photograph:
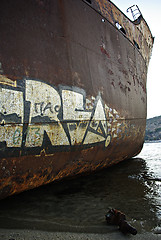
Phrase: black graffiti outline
[{"left": 0, "top": 79, "right": 111, "bottom": 158}]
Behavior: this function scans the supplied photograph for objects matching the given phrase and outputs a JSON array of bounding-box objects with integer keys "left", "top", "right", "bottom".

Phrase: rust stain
[
  {"left": 0, "top": 0, "right": 152, "bottom": 200},
  {"left": 93, "top": 0, "right": 154, "bottom": 66},
  {"left": 111, "top": 80, "right": 115, "bottom": 88},
  {"left": 0, "top": 116, "right": 146, "bottom": 199},
  {"left": 100, "top": 46, "right": 111, "bottom": 58}
]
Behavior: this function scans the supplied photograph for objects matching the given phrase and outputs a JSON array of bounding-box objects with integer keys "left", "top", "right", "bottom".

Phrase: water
[{"left": 0, "top": 142, "right": 160, "bottom": 234}]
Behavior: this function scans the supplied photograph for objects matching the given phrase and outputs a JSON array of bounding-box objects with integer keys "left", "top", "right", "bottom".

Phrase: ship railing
[{"left": 127, "top": 5, "right": 142, "bottom": 21}]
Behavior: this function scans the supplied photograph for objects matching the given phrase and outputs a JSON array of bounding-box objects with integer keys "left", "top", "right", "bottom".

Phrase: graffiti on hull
[{"left": 0, "top": 79, "right": 121, "bottom": 156}]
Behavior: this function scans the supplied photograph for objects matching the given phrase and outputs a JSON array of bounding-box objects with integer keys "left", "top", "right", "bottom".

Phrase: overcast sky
[{"left": 112, "top": 0, "right": 160, "bottom": 119}]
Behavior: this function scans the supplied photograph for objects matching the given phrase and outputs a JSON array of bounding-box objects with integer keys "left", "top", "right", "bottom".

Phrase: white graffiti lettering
[
  {"left": 26, "top": 80, "right": 61, "bottom": 122},
  {"left": 0, "top": 79, "right": 122, "bottom": 153},
  {"left": 0, "top": 88, "right": 23, "bottom": 147}
]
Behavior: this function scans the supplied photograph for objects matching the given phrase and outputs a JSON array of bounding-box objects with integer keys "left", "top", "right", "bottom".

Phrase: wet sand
[{"left": 0, "top": 229, "right": 160, "bottom": 240}]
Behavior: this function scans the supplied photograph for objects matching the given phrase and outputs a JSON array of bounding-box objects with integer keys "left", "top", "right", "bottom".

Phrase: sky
[{"left": 112, "top": 0, "right": 161, "bottom": 119}]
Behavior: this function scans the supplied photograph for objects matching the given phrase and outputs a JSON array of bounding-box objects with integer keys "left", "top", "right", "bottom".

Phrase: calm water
[{"left": 0, "top": 142, "right": 160, "bottom": 234}]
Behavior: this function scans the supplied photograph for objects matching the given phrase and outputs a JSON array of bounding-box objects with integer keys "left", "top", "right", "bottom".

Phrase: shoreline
[{"left": 0, "top": 228, "right": 160, "bottom": 240}]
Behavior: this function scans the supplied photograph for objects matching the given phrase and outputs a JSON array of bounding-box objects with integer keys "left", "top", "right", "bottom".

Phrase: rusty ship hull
[{"left": 0, "top": 0, "right": 153, "bottom": 199}]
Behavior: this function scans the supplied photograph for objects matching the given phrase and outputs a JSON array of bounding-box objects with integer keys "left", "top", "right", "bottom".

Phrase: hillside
[{"left": 145, "top": 115, "right": 161, "bottom": 141}]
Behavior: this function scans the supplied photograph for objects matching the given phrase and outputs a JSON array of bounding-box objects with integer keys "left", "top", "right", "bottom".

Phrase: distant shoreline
[
  {"left": 145, "top": 115, "right": 161, "bottom": 141},
  {"left": 144, "top": 140, "right": 161, "bottom": 143}
]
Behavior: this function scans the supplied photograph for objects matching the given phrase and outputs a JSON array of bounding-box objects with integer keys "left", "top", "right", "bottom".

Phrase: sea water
[{"left": 0, "top": 142, "right": 160, "bottom": 234}]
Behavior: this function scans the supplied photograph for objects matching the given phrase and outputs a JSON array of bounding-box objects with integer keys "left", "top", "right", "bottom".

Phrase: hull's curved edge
[{"left": 0, "top": 0, "right": 153, "bottom": 199}]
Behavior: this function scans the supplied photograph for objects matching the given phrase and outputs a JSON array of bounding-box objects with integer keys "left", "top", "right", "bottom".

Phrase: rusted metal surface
[
  {"left": 87, "top": 0, "right": 154, "bottom": 66},
  {"left": 0, "top": 0, "right": 153, "bottom": 199}
]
